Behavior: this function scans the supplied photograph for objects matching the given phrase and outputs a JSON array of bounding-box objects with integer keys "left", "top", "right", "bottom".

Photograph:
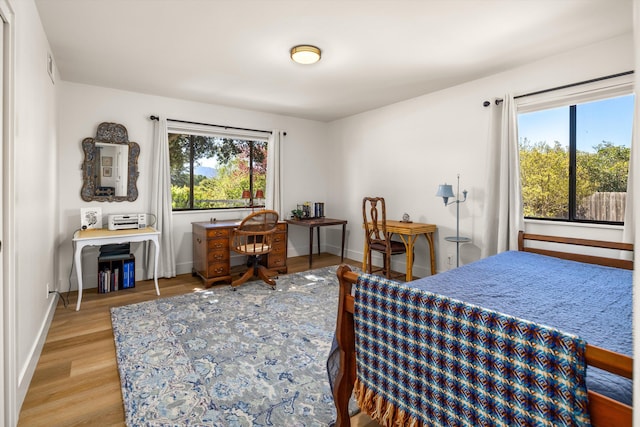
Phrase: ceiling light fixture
[{"left": 290, "top": 45, "right": 321, "bottom": 65}]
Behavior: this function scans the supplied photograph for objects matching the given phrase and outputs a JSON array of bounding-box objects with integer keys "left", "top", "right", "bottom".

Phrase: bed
[{"left": 329, "top": 231, "right": 633, "bottom": 426}]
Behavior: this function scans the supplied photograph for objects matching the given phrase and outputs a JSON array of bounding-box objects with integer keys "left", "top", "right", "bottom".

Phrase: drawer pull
[{"left": 196, "top": 238, "right": 202, "bottom": 244}]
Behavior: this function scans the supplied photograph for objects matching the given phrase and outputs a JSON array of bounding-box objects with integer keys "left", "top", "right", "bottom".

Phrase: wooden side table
[
  {"left": 362, "top": 220, "right": 437, "bottom": 281},
  {"left": 286, "top": 217, "right": 348, "bottom": 269}
]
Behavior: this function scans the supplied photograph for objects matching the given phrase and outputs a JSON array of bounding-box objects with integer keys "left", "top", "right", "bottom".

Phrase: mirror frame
[{"left": 81, "top": 122, "right": 140, "bottom": 202}]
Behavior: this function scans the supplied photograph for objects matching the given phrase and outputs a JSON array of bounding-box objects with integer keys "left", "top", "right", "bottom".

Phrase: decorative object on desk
[
  {"left": 291, "top": 208, "right": 304, "bottom": 220},
  {"left": 80, "top": 207, "right": 102, "bottom": 229},
  {"left": 314, "top": 202, "right": 325, "bottom": 218},
  {"left": 302, "top": 201, "right": 312, "bottom": 218},
  {"left": 401, "top": 212, "right": 412, "bottom": 223},
  {"left": 254, "top": 189, "right": 265, "bottom": 206},
  {"left": 436, "top": 173, "right": 470, "bottom": 267},
  {"left": 241, "top": 189, "right": 251, "bottom": 207}
]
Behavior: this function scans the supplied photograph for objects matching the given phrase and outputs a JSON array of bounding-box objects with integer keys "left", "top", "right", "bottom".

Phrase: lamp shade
[
  {"left": 436, "top": 184, "right": 454, "bottom": 199},
  {"left": 241, "top": 190, "right": 251, "bottom": 199},
  {"left": 255, "top": 189, "right": 264, "bottom": 199}
]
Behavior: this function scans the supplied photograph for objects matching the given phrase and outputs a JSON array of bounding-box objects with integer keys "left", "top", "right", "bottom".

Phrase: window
[
  {"left": 168, "top": 132, "right": 268, "bottom": 210},
  {"left": 517, "top": 92, "right": 634, "bottom": 224}
]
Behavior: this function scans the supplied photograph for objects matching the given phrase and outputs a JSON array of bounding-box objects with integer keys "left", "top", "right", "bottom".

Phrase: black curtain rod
[
  {"left": 149, "top": 115, "right": 286, "bottom": 136},
  {"left": 483, "top": 70, "right": 634, "bottom": 107}
]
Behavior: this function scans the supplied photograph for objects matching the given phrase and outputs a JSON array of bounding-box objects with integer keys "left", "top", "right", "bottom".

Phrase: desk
[
  {"left": 362, "top": 220, "right": 436, "bottom": 281},
  {"left": 192, "top": 220, "right": 288, "bottom": 287},
  {"left": 286, "top": 217, "right": 347, "bottom": 269},
  {"left": 73, "top": 227, "right": 160, "bottom": 311}
]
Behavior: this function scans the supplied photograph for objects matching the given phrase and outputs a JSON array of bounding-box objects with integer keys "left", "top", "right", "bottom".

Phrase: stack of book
[{"left": 97, "top": 244, "right": 135, "bottom": 293}]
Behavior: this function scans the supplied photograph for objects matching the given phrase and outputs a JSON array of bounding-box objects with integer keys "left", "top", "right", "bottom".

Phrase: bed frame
[{"left": 332, "top": 231, "right": 633, "bottom": 427}]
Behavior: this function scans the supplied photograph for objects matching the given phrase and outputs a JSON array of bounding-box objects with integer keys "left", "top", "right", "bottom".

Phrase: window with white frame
[
  {"left": 517, "top": 76, "right": 634, "bottom": 224},
  {"left": 168, "top": 130, "right": 268, "bottom": 210}
]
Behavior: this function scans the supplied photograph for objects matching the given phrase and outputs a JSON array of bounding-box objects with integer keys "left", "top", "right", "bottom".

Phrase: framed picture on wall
[
  {"left": 103, "top": 167, "right": 112, "bottom": 177},
  {"left": 102, "top": 156, "right": 113, "bottom": 167}
]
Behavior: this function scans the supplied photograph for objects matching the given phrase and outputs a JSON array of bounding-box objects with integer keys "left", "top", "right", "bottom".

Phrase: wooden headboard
[{"left": 517, "top": 230, "right": 633, "bottom": 270}]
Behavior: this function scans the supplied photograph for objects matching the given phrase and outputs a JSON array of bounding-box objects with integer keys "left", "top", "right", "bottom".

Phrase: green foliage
[
  {"left": 520, "top": 139, "right": 569, "bottom": 219},
  {"left": 519, "top": 138, "right": 629, "bottom": 220},
  {"left": 169, "top": 133, "right": 268, "bottom": 209}
]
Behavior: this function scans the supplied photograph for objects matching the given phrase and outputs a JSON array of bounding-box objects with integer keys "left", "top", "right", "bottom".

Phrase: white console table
[{"left": 72, "top": 227, "right": 161, "bottom": 311}]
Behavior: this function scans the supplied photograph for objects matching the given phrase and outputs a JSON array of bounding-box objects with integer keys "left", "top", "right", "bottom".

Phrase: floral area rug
[{"left": 111, "top": 265, "right": 349, "bottom": 426}]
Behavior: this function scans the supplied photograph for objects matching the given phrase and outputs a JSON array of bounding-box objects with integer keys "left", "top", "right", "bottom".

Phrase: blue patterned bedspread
[
  {"left": 405, "top": 251, "right": 632, "bottom": 406},
  {"left": 327, "top": 250, "right": 632, "bottom": 423},
  {"left": 354, "top": 272, "right": 590, "bottom": 426}
]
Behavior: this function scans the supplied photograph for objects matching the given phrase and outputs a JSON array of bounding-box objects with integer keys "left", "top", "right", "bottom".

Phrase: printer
[{"left": 108, "top": 214, "right": 147, "bottom": 231}]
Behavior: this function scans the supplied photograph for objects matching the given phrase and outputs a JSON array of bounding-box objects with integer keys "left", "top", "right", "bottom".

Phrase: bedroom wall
[
  {"left": 57, "top": 82, "right": 330, "bottom": 289},
  {"left": 327, "top": 34, "right": 634, "bottom": 275},
  {"left": 10, "top": 0, "right": 60, "bottom": 418}
]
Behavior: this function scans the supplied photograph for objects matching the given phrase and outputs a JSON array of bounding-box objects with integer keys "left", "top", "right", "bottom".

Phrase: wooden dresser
[{"left": 192, "top": 220, "right": 288, "bottom": 287}]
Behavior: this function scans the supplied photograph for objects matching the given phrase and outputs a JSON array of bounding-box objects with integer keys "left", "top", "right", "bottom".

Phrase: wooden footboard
[{"left": 333, "top": 250, "right": 633, "bottom": 427}]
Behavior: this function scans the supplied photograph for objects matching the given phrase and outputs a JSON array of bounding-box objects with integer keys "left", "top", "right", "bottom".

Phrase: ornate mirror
[{"left": 81, "top": 122, "right": 140, "bottom": 202}]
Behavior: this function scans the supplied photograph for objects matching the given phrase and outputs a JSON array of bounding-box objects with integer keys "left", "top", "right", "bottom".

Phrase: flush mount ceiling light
[{"left": 290, "top": 45, "right": 321, "bottom": 64}]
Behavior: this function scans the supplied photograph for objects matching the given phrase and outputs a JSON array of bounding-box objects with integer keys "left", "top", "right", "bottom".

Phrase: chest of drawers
[{"left": 192, "top": 220, "right": 288, "bottom": 287}]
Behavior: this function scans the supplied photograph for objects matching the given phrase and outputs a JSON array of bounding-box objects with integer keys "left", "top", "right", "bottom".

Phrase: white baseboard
[{"left": 16, "top": 294, "right": 58, "bottom": 413}]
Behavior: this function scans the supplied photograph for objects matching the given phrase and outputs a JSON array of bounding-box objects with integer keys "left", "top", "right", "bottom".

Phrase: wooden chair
[
  {"left": 230, "top": 210, "right": 280, "bottom": 289},
  {"left": 362, "top": 197, "right": 407, "bottom": 279}
]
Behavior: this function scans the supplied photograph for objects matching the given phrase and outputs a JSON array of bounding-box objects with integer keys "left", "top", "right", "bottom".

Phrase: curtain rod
[
  {"left": 482, "top": 70, "right": 634, "bottom": 107},
  {"left": 149, "top": 115, "right": 286, "bottom": 136}
]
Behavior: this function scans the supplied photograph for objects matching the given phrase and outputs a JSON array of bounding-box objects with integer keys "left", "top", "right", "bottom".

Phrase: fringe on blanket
[{"left": 354, "top": 378, "right": 421, "bottom": 427}]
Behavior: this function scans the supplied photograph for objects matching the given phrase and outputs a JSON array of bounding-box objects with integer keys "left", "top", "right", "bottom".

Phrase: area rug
[{"left": 111, "top": 265, "right": 351, "bottom": 426}]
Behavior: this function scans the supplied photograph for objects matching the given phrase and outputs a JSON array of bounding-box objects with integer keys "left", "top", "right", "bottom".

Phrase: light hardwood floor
[{"left": 18, "top": 253, "right": 379, "bottom": 427}]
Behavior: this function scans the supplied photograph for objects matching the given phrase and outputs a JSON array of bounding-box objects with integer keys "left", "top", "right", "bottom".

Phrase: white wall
[
  {"left": 57, "top": 82, "right": 330, "bottom": 288},
  {"left": 327, "top": 34, "right": 634, "bottom": 276},
  {"left": 10, "top": 0, "right": 59, "bottom": 419}
]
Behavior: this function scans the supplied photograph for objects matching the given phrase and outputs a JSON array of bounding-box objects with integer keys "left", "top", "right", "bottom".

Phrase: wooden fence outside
[{"left": 579, "top": 192, "right": 626, "bottom": 222}]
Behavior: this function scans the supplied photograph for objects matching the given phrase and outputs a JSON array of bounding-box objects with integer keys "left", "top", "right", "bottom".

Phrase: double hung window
[
  {"left": 517, "top": 76, "right": 634, "bottom": 224},
  {"left": 168, "top": 130, "right": 268, "bottom": 210}
]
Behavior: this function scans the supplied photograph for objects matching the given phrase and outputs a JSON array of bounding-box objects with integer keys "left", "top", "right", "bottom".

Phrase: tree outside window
[
  {"left": 169, "top": 133, "right": 267, "bottom": 210},
  {"left": 518, "top": 94, "right": 634, "bottom": 224}
]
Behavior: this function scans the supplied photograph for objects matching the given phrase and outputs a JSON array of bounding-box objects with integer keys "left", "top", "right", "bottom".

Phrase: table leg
[
  {"left": 341, "top": 224, "right": 346, "bottom": 262},
  {"left": 74, "top": 243, "right": 84, "bottom": 311},
  {"left": 425, "top": 232, "right": 436, "bottom": 275},
  {"left": 151, "top": 237, "right": 160, "bottom": 295},
  {"left": 317, "top": 227, "right": 321, "bottom": 256},
  {"left": 308, "top": 227, "right": 314, "bottom": 269},
  {"left": 404, "top": 235, "right": 418, "bottom": 282}
]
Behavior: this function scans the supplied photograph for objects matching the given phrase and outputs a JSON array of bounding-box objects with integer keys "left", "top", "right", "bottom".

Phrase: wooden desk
[
  {"left": 286, "top": 217, "right": 348, "bottom": 269},
  {"left": 362, "top": 220, "right": 436, "bottom": 281},
  {"left": 72, "top": 227, "right": 160, "bottom": 311},
  {"left": 192, "top": 220, "right": 288, "bottom": 287}
]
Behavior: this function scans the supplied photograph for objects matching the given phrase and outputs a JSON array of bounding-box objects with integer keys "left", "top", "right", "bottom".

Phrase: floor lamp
[{"left": 436, "top": 174, "right": 469, "bottom": 267}]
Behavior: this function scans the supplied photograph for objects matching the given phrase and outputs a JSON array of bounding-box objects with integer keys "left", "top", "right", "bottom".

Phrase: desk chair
[
  {"left": 231, "top": 210, "right": 280, "bottom": 289},
  {"left": 363, "top": 197, "right": 407, "bottom": 279}
]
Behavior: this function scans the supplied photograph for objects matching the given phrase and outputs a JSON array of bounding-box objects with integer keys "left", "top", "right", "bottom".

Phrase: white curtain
[
  {"left": 265, "top": 130, "right": 284, "bottom": 216},
  {"left": 481, "top": 94, "right": 524, "bottom": 257},
  {"left": 147, "top": 117, "right": 176, "bottom": 278},
  {"left": 622, "top": 7, "right": 639, "bottom": 245}
]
